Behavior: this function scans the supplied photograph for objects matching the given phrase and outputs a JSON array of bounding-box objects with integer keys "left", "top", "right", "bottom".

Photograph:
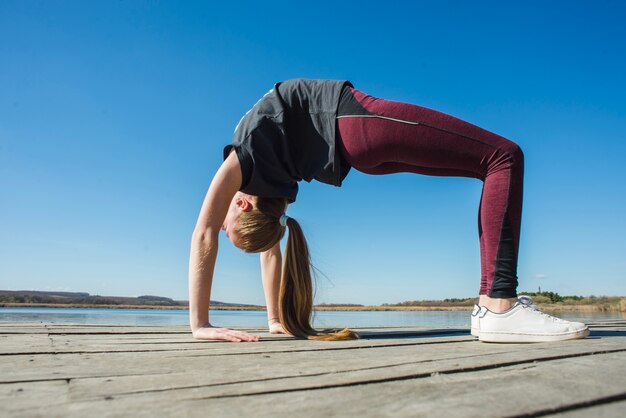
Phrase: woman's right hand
[{"left": 192, "top": 325, "right": 260, "bottom": 342}]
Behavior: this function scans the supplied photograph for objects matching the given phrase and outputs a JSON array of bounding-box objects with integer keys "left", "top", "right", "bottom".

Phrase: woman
[{"left": 188, "top": 79, "right": 589, "bottom": 343}]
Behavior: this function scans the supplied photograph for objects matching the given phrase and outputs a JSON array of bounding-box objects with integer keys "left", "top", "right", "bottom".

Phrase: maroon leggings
[{"left": 336, "top": 88, "right": 524, "bottom": 298}]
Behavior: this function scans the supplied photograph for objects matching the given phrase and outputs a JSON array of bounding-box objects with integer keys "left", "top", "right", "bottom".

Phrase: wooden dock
[{"left": 1, "top": 321, "right": 625, "bottom": 417}]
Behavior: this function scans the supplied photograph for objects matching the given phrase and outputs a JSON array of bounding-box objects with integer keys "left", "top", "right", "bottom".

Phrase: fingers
[
  {"left": 214, "top": 328, "right": 260, "bottom": 342},
  {"left": 193, "top": 326, "right": 260, "bottom": 342}
]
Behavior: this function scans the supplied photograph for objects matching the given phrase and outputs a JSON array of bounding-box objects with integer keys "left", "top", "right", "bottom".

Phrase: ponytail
[{"left": 279, "top": 217, "right": 359, "bottom": 341}]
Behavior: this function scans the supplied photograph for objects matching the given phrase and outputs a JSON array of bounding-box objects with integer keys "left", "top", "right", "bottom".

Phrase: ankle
[{"left": 479, "top": 295, "right": 518, "bottom": 313}]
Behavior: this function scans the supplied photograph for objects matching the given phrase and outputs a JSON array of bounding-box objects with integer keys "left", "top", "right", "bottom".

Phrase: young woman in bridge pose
[{"left": 188, "top": 79, "right": 588, "bottom": 343}]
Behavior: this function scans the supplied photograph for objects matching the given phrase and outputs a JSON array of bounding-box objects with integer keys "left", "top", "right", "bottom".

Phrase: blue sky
[{"left": 1, "top": 0, "right": 625, "bottom": 305}]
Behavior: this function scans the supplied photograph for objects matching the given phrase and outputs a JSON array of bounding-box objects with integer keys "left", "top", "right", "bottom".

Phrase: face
[{"left": 221, "top": 192, "right": 254, "bottom": 249}]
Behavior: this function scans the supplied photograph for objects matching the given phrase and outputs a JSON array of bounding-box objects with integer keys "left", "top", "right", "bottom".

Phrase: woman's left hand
[{"left": 268, "top": 320, "right": 287, "bottom": 334}]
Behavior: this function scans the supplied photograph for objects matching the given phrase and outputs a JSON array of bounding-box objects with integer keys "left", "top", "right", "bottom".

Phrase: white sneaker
[
  {"left": 478, "top": 296, "right": 590, "bottom": 343},
  {"left": 470, "top": 304, "right": 483, "bottom": 337}
]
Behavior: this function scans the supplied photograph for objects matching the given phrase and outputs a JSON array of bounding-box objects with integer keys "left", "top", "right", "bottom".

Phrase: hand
[
  {"left": 192, "top": 325, "right": 260, "bottom": 342},
  {"left": 268, "top": 319, "right": 287, "bottom": 334}
]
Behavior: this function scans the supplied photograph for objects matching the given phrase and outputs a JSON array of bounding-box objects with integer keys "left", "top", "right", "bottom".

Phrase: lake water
[{"left": 1, "top": 307, "right": 624, "bottom": 328}]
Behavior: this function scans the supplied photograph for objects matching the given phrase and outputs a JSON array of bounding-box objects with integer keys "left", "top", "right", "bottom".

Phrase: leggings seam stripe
[
  {"left": 337, "top": 114, "right": 420, "bottom": 125},
  {"left": 337, "top": 115, "right": 499, "bottom": 151},
  {"left": 419, "top": 122, "right": 498, "bottom": 150}
]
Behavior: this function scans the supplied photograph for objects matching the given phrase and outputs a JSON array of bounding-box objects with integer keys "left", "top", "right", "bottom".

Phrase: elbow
[
  {"left": 261, "top": 244, "right": 282, "bottom": 259},
  {"left": 191, "top": 228, "right": 219, "bottom": 247},
  {"left": 261, "top": 249, "right": 282, "bottom": 266}
]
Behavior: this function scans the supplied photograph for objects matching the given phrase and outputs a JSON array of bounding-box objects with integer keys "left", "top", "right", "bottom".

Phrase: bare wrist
[{"left": 190, "top": 320, "right": 211, "bottom": 332}]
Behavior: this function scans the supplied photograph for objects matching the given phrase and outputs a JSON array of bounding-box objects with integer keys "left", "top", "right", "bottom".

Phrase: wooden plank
[
  {"left": 4, "top": 326, "right": 620, "bottom": 353},
  {"left": 550, "top": 399, "right": 626, "bottom": 417},
  {"left": 8, "top": 323, "right": 613, "bottom": 335},
  {"left": 10, "top": 350, "right": 625, "bottom": 418},
  {"left": 0, "top": 320, "right": 621, "bottom": 332},
  {"left": 2, "top": 346, "right": 626, "bottom": 417},
  {"left": 0, "top": 328, "right": 474, "bottom": 355},
  {"left": 2, "top": 326, "right": 621, "bottom": 356},
  {"left": 1, "top": 327, "right": 623, "bottom": 382},
  {"left": 0, "top": 381, "right": 68, "bottom": 416},
  {"left": 0, "top": 325, "right": 191, "bottom": 334},
  {"left": 63, "top": 338, "right": 626, "bottom": 403},
  {"left": 42, "top": 327, "right": 469, "bottom": 348},
  {"left": 0, "top": 324, "right": 463, "bottom": 334},
  {"left": 3, "top": 336, "right": 622, "bottom": 405},
  {"left": 0, "top": 335, "right": 478, "bottom": 383}
]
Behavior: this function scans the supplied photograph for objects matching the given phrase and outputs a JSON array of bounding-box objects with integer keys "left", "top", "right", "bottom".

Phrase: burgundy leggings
[{"left": 336, "top": 88, "right": 524, "bottom": 298}]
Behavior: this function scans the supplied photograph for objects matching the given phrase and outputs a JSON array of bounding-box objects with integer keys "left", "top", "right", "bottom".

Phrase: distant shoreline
[
  {"left": 2, "top": 302, "right": 625, "bottom": 313},
  {"left": 2, "top": 290, "right": 624, "bottom": 312}
]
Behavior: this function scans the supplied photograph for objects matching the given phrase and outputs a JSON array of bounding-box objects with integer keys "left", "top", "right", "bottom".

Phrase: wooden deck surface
[{"left": 1, "top": 321, "right": 625, "bottom": 417}]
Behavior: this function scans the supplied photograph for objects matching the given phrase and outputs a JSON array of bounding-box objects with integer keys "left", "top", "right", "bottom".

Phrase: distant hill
[
  {"left": 0, "top": 290, "right": 259, "bottom": 308},
  {"left": 3, "top": 290, "right": 623, "bottom": 312}
]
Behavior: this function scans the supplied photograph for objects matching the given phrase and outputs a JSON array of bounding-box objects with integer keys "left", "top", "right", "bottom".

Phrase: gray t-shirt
[{"left": 223, "top": 78, "right": 353, "bottom": 203}]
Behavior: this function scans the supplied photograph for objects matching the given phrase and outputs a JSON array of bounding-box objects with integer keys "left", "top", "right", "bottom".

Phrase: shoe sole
[
  {"left": 470, "top": 327, "right": 479, "bottom": 337},
  {"left": 478, "top": 327, "right": 590, "bottom": 343}
]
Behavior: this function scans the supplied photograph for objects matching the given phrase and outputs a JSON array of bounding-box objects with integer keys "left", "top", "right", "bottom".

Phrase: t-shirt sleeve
[
  {"left": 223, "top": 144, "right": 252, "bottom": 191},
  {"left": 223, "top": 144, "right": 234, "bottom": 161},
  {"left": 223, "top": 128, "right": 298, "bottom": 202}
]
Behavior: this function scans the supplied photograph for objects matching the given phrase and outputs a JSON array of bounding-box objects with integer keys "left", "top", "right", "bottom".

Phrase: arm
[
  {"left": 188, "top": 151, "right": 259, "bottom": 342},
  {"left": 260, "top": 241, "right": 286, "bottom": 334}
]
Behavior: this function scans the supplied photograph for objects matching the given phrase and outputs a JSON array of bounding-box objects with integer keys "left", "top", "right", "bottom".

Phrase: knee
[{"left": 504, "top": 141, "right": 524, "bottom": 167}]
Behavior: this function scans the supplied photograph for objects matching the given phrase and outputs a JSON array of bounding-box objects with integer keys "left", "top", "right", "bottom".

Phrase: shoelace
[{"left": 517, "top": 295, "right": 564, "bottom": 322}]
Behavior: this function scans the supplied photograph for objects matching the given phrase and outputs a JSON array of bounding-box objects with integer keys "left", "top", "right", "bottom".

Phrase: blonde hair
[{"left": 237, "top": 196, "right": 359, "bottom": 341}]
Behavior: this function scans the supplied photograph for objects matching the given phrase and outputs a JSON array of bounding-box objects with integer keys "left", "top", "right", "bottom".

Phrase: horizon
[
  {"left": 1, "top": 288, "right": 624, "bottom": 306},
  {"left": 1, "top": 1, "right": 625, "bottom": 305}
]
